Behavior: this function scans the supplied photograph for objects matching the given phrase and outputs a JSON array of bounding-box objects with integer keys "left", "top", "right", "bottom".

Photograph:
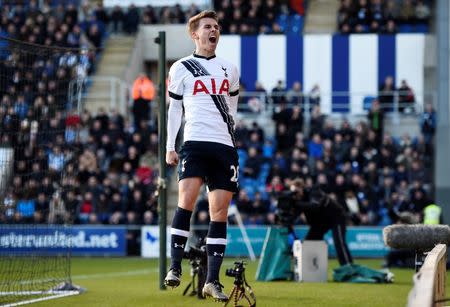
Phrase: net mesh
[{"left": 0, "top": 36, "right": 86, "bottom": 305}]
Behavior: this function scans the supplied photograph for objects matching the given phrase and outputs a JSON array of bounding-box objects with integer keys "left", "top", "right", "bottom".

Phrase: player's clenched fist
[{"left": 166, "top": 151, "right": 179, "bottom": 166}]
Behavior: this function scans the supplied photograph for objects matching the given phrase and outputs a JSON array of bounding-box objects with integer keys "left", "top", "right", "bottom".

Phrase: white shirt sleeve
[
  {"left": 229, "top": 65, "right": 240, "bottom": 122},
  {"left": 166, "top": 98, "right": 183, "bottom": 151},
  {"left": 168, "top": 61, "right": 184, "bottom": 100},
  {"left": 166, "top": 62, "right": 185, "bottom": 151}
]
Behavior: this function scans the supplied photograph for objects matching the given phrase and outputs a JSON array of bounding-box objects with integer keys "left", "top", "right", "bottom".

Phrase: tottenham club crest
[{"left": 221, "top": 66, "right": 228, "bottom": 78}]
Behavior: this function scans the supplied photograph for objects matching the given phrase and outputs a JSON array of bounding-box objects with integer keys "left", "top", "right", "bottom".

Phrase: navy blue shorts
[{"left": 178, "top": 141, "right": 239, "bottom": 193}]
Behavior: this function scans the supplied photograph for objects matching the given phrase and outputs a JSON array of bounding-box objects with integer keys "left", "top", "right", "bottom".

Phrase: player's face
[{"left": 192, "top": 17, "right": 220, "bottom": 56}]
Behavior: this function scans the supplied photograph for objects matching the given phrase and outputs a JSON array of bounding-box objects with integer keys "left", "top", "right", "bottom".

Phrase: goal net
[{"left": 0, "top": 36, "right": 87, "bottom": 305}]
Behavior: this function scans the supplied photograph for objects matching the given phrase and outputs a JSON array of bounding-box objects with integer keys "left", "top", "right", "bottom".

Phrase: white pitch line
[{"left": 72, "top": 269, "right": 157, "bottom": 281}]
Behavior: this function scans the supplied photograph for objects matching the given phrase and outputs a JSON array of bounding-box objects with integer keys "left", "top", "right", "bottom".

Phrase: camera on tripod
[
  {"left": 225, "top": 261, "right": 245, "bottom": 279},
  {"left": 182, "top": 238, "right": 207, "bottom": 299},
  {"left": 184, "top": 245, "right": 207, "bottom": 263},
  {"left": 224, "top": 261, "right": 256, "bottom": 307}
]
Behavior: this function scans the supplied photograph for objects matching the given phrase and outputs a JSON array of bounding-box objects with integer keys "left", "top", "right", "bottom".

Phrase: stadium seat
[
  {"left": 415, "top": 23, "right": 429, "bottom": 33},
  {"left": 288, "top": 14, "right": 303, "bottom": 34},
  {"left": 398, "top": 24, "right": 414, "bottom": 33},
  {"left": 237, "top": 149, "right": 248, "bottom": 168},
  {"left": 363, "top": 96, "right": 376, "bottom": 111},
  {"left": 276, "top": 14, "right": 289, "bottom": 32}
]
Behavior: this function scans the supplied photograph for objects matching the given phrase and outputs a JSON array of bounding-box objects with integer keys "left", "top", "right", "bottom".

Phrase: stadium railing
[
  {"left": 407, "top": 244, "right": 447, "bottom": 307},
  {"left": 69, "top": 76, "right": 131, "bottom": 115}
]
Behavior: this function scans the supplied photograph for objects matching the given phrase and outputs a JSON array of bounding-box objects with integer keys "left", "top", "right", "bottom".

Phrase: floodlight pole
[{"left": 155, "top": 31, "right": 167, "bottom": 290}]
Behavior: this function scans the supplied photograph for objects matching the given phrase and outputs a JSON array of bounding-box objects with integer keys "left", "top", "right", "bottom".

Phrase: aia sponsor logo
[{"left": 193, "top": 79, "right": 229, "bottom": 95}]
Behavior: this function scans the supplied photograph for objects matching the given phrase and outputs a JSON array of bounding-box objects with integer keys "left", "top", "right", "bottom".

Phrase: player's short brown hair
[{"left": 187, "top": 10, "right": 218, "bottom": 33}]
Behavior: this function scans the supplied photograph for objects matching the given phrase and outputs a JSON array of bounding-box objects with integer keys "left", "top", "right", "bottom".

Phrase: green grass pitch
[{"left": 30, "top": 257, "right": 449, "bottom": 307}]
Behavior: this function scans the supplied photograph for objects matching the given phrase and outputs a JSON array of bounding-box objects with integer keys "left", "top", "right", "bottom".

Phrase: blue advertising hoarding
[
  {"left": 226, "top": 226, "right": 389, "bottom": 258},
  {"left": 0, "top": 225, "right": 127, "bottom": 256}
]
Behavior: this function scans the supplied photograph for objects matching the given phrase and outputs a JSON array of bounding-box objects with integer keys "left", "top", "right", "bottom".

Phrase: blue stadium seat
[
  {"left": 415, "top": 23, "right": 429, "bottom": 33},
  {"left": 241, "top": 178, "right": 258, "bottom": 200},
  {"left": 262, "top": 142, "right": 274, "bottom": 158},
  {"left": 276, "top": 14, "right": 289, "bottom": 32},
  {"left": 51, "top": 0, "right": 80, "bottom": 6},
  {"left": 288, "top": 14, "right": 303, "bottom": 34},
  {"left": 363, "top": 96, "right": 375, "bottom": 111},
  {"left": 237, "top": 149, "right": 248, "bottom": 168},
  {"left": 398, "top": 24, "right": 414, "bottom": 33}
]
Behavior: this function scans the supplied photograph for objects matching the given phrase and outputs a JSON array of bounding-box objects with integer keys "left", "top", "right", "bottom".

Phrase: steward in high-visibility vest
[
  {"left": 423, "top": 203, "right": 442, "bottom": 225},
  {"left": 132, "top": 75, "right": 155, "bottom": 100},
  {"left": 132, "top": 74, "right": 155, "bottom": 128}
]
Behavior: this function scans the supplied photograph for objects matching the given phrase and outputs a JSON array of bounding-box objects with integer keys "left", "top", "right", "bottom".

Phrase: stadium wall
[
  {"left": 0, "top": 225, "right": 388, "bottom": 258},
  {"left": 139, "top": 26, "right": 429, "bottom": 114},
  {"left": 140, "top": 226, "right": 389, "bottom": 258}
]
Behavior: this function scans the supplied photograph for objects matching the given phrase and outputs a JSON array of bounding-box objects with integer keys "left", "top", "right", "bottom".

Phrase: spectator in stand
[
  {"left": 383, "top": 19, "right": 398, "bottom": 34},
  {"left": 370, "top": 0, "right": 384, "bottom": 24},
  {"left": 272, "top": 98, "right": 291, "bottom": 129},
  {"left": 287, "top": 105, "right": 304, "bottom": 138},
  {"left": 271, "top": 80, "right": 286, "bottom": 106},
  {"left": 185, "top": 4, "right": 201, "bottom": 20},
  {"left": 286, "top": 81, "right": 303, "bottom": 106},
  {"left": 379, "top": 76, "right": 396, "bottom": 110},
  {"left": 399, "top": 0, "right": 416, "bottom": 25},
  {"left": 131, "top": 73, "right": 155, "bottom": 130},
  {"left": 124, "top": 4, "right": 140, "bottom": 34},
  {"left": 48, "top": 190, "right": 68, "bottom": 224},
  {"left": 308, "top": 84, "right": 321, "bottom": 107},
  {"left": 309, "top": 105, "right": 326, "bottom": 137},
  {"left": 160, "top": 6, "right": 174, "bottom": 24},
  {"left": 142, "top": 5, "right": 158, "bottom": 25},
  {"left": 384, "top": 0, "right": 400, "bottom": 21},
  {"left": 308, "top": 133, "right": 324, "bottom": 161},
  {"left": 243, "top": 147, "right": 262, "bottom": 179},
  {"left": 416, "top": 0, "right": 431, "bottom": 24},
  {"left": 87, "top": 23, "right": 102, "bottom": 48},
  {"left": 111, "top": 5, "right": 124, "bottom": 33},
  {"left": 398, "top": 79, "right": 415, "bottom": 113},
  {"left": 420, "top": 102, "right": 436, "bottom": 147},
  {"left": 173, "top": 4, "right": 186, "bottom": 24},
  {"left": 355, "top": 0, "right": 371, "bottom": 29},
  {"left": 339, "top": 0, "right": 428, "bottom": 34},
  {"left": 247, "top": 81, "right": 266, "bottom": 112},
  {"left": 275, "top": 123, "right": 292, "bottom": 153}
]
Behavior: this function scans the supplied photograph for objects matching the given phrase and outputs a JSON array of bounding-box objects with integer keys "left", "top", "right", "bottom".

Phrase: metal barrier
[{"left": 69, "top": 76, "right": 131, "bottom": 115}]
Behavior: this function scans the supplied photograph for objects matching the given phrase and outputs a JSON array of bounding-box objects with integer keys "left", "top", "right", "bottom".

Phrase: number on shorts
[{"left": 230, "top": 165, "right": 239, "bottom": 182}]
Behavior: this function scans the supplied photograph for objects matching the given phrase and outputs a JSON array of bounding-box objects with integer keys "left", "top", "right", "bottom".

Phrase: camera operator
[{"left": 278, "top": 178, "right": 353, "bottom": 266}]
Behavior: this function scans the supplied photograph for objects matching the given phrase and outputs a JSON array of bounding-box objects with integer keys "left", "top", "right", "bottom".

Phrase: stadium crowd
[
  {"left": 95, "top": 0, "right": 305, "bottom": 35},
  {"left": 0, "top": 0, "right": 158, "bottom": 226},
  {"left": 0, "top": 1, "right": 436, "bottom": 229},
  {"left": 220, "top": 104, "right": 436, "bottom": 227},
  {"left": 337, "top": 0, "right": 431, "bottom": 34}
]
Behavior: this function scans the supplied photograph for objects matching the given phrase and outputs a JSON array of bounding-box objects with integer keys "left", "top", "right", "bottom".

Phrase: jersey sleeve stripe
[
  {"left": 169, "top": 91, "right": 183, "bottom": 100},
  {"left": 229, "top": 89, "right": 239, "bottom": 97}
]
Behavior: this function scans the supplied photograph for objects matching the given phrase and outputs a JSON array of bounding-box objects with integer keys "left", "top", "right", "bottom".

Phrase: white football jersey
[{"left": 166, "top": 54, "right": 240, "bottom": 151}]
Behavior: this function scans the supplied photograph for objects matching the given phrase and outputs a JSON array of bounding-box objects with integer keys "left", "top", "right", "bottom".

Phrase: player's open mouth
[{"left": 209, "top": 36, "right": 217, "bottom": 43}]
